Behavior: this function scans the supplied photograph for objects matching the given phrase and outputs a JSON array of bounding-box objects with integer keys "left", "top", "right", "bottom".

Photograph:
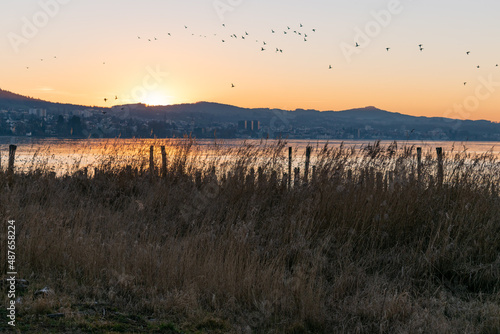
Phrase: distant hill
[
  {"left": 0, "top": 89, "right": 96, "bottom": 112},
  {"left": 1, "top": 88, "right": 499, "bottom": 140}
]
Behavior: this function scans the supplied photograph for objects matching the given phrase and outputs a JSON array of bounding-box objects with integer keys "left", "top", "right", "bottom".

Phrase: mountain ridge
[{"left": 1, "top": 88, "right": 499, "bottom": 141}]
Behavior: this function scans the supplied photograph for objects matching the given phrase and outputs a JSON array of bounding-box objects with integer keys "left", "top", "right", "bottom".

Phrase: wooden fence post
[
  {"left": 161, "top": 146, "right": 167, "bottom": 178},
  {"left": 294, "top": 167, "right": 300, "bottom": 187},
  {"left": 149, "top": 146, "right": 155, "bottom": 179},
  {"left": 304, "top": 146, "right": 311, "bottom": 184},
  {"left": 417, "top": 147, "right": 422, "bottom": 183},
  {"left": 8, "top": 145, "right": 17, "bottom": 174},
  {"left": 436, "top": 147, "right": 443, "bottom": 186}
]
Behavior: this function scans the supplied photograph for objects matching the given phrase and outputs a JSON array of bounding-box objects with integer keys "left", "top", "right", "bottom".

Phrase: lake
[{"left": 1, "top": 137, "right": 499, "bottom": 175}]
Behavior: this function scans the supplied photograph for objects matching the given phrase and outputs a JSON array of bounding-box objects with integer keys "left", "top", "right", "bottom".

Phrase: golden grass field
[{"left": 1, "top": 139, "right": 500, "bottom": 333}]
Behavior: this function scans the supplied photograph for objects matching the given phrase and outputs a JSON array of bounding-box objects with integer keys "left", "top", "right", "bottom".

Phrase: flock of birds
[{"left": 23, "top": 21, "right": 499, "bottom": 103}]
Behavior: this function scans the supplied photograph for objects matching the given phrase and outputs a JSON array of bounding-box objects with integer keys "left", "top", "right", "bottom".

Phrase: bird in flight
[
  {"left": 300, "top": 23, "right": 303, "bottom": 27},
  {"left": 261, "top": 47, "right": 265, "bottom": 51},
  {"left": 222, "top": 24, "right": 225, "bottom": 27},
  {"left": 231, "top": 83, "right": 235, "bottom": 88},
  {"left": 356, "top": 42, "right": 360, "bottom": 47},
  {"left": 272, "top": 29, "right": 275, "bottom": 33},
  {"left": 464, "top": 82, "right": 467, "bottom": 86},
  {"left": 115, "top": 96, "right": 118, "bottom": 100},
  {"left": 466, "top": 51, "right": 470, "bottom": 55},
  {"left": 386, "top": 48, "right": 390, "bottom": 51},
  {"left": 419, "top": 44, "right": 423, "bottom": 48},
  {"left": 419, "top": 47, "right": 424, "bottom": 51},
  {"left": 104, "top": 98, "right": 108, "bottom": 102},
  {"left": 184, "top": 25, "right": 188, "bottom": 29},
  {"left": 329, "top": 65, "right": 332, "bottom": 69},
  {"left": 312, "top": 29, "right": 316, "bottom": 32},
  {"left": 477, "top": 65, "right": 480, "bottom": 68}
]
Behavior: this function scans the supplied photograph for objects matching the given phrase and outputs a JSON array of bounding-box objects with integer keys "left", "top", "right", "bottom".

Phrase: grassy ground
[{"left": 1, "top": 140, "right": 500, "bottom": 333}]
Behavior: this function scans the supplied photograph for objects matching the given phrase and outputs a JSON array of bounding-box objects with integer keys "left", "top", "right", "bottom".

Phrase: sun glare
[{"left": 142, "top": 91, "right": 171, "bottom": 106}]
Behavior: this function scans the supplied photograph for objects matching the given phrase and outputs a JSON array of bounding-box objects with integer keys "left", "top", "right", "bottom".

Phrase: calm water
[{"left": 1, "top": 137, "right": 499, "bottom": 174}]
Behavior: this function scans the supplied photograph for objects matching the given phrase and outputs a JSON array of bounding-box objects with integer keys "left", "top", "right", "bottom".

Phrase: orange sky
[{"left": 1, "top": 0, "right": 499, "bottom": 121}]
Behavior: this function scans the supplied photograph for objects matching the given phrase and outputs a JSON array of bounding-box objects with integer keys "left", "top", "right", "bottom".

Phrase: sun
[{"left": 142, "top": 91, "right": 171, "bottom": 106}]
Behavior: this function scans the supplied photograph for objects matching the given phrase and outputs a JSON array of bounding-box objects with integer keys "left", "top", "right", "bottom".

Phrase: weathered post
[
  {"left": 294, "top": 167, "right": 300, "bottom": 187},
  {"left": 436, "top": 147, "right": 443, "bottom": 186},
  {"left": 304, "top": 146, "right": 311, "bottom": 184},
  {"left": 8, "top": 145, "right": 17, "bottom": 174},
  {"left": 288, "top": 147, "right": 292, "bottom": 189},
  {"left": 417, "top": 147, "right": 422, "bottom": 183},
  {"left": 161, "top": 146, "right": 167, "bottom": 178},
  {"left": 149, "top": 146, "right": 155, "bottom": 179},
  {"left": 312, "top": 166, "right": 317, "bottom": 184}
]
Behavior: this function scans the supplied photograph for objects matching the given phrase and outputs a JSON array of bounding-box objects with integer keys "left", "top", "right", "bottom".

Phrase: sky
[{"left": 1, "top": 0, "right": 499, "bottom": 121}]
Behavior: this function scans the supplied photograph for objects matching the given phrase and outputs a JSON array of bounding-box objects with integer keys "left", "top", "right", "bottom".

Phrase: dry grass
[{"left": 1, "top": 139, "right": 500, "bottom": 333}]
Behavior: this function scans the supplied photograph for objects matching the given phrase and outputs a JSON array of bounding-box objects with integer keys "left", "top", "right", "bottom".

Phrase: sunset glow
[{"left": 1, "top": 1, "right": 499, "bottom": 120}]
